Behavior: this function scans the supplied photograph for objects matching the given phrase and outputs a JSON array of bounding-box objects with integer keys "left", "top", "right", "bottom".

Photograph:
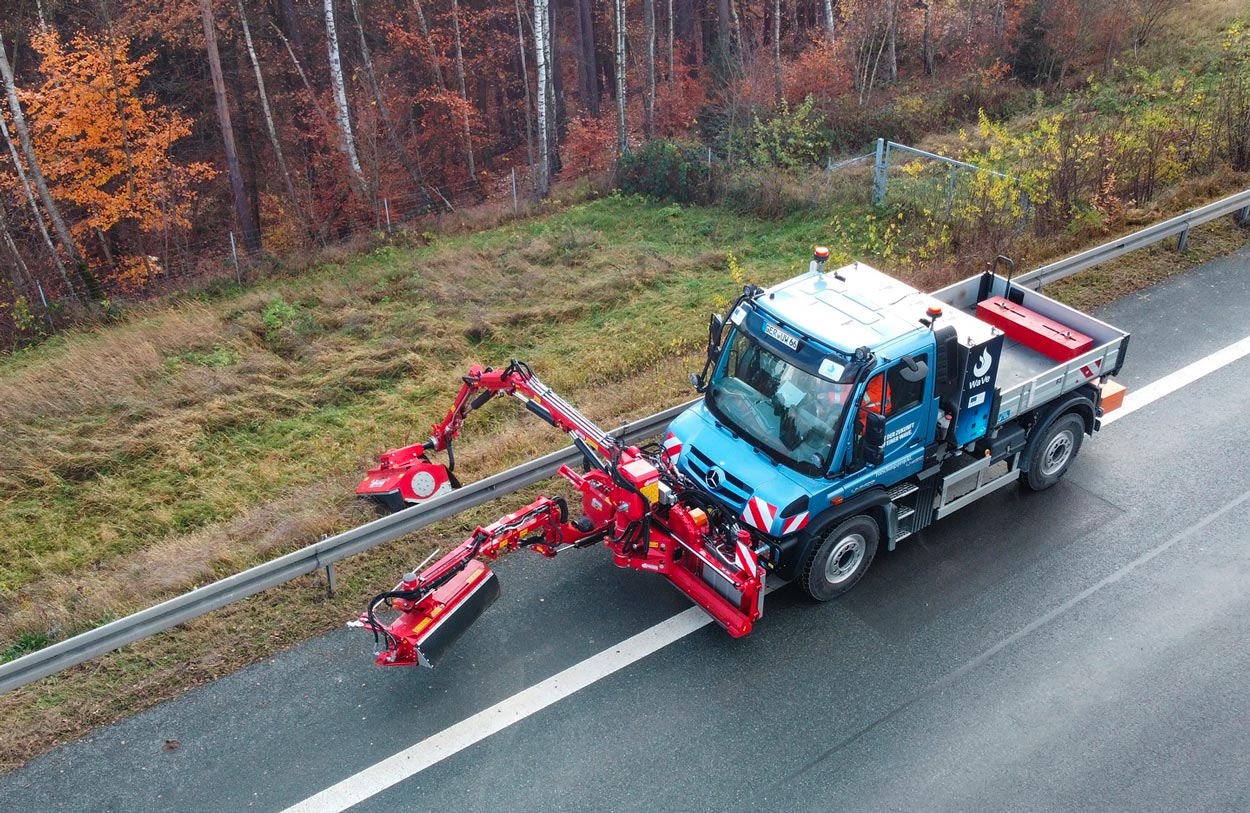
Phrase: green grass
[{"left": 0, "top": 196, "right": 836, "bottom": 601}]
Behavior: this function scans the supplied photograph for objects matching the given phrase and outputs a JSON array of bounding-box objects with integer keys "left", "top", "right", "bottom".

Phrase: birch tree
[
  {"left": 773, "top": 0, "right": 782, "bottom": 101},
  {"left": 198, "top": 0, "right": 261, "bottom": 253},
  {"left": 644, "top": 0, "right": 656, "bottom": 139},
  {"left": 613, "top": 0, "right": 628, "bottom": 154},
  {"left": 450, "top": 0, "right": 478, "bottom": 182},
  {"left": 534, "top": 0, "right": 552, "bottom": 195},
  {"left": 667, "top": 0, "right": 675, "bottom": 84},
  {"left": 237, "top": 0, "right": 309, "bottom": 234},
  {"left": 515, "top": 0, "right": 536, "bottom": 171},
  {"left": 823, "top": 0, "right": 836, "bottom": 39},
  {"left": 0, "top": 34, "right": 90, "bottom": 291},
  {"left": 0, "top": 113, "right": 74, "bottom": 295},
  {"left": 323, "top": 0, "right": 369, "bottom": 199}
]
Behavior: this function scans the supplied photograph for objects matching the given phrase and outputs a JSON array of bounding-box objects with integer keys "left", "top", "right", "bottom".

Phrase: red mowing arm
[{"left": 353, "top": 359, "right": 767, "bottom": 669}]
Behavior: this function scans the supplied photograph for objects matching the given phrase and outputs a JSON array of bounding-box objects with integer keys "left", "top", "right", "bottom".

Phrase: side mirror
[
  {"left": 692, "top": 313, "right": 726, "bottom": 394},
  {"left": 708, "top": 313, "right": 725, "bottom": 353},
  {"left": 861, "top": 409, "right": 885, "bottom": 466},
  {"left": 898, "top": 355, "right": 929, "bottom": 383}
]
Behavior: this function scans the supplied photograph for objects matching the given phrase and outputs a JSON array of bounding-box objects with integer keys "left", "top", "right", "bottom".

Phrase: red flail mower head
[{"left": 355, "top": 442, "right": 455, "bottom": 513}]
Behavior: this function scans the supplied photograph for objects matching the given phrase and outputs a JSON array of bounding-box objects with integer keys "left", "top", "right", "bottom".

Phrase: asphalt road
[{"left": 3, "top": 245, "right": 1250, "bottom": 812}]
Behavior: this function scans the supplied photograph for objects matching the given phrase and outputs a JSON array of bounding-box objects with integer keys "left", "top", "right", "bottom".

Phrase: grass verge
[{"left": 1, "top": 189, "right": 1248, "bottom": 771}]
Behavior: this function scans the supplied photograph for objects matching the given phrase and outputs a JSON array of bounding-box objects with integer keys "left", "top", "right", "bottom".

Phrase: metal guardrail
[
  {"left": 0, "top": 401, "right": 694, "bottom": 694},
  {"left": 1016, "top": 188, "right": 1250, "bottom": 289},
  {"left": 3, "top": 187, "right": 1248, "bottom": 695}
]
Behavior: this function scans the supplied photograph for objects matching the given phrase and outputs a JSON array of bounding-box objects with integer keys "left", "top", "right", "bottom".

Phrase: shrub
[
  {"left": 745, "top": 96, "right": 830, "bottom": 169},
  {"left": 614, "top": 139, "right": 715, "bottom": 203}
]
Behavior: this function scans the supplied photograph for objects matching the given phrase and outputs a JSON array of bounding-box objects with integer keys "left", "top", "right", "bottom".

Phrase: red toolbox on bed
[{"left": 976, "top": 295, "right": 1094, "bottom": 362}]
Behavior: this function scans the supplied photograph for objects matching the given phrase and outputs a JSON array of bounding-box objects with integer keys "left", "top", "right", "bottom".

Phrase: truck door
[
  {"left": 879, "top": 354, "right": 931, "bottom": 460},
  {"left": 845, "top": 355, "right": 931, "bottom": 479}
]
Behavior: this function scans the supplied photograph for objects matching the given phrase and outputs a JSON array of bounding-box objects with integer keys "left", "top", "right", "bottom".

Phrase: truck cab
[{"left": 667, "top": 253, "right": 1128, "bottom": 600}]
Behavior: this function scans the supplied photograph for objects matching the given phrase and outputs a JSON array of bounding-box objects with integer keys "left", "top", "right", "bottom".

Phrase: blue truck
[
  {"left": 670, "top": 251, "right": 1130, "bottom": 600},
  {"left": 357, "top": 251, "right": 1130, "bottom": 667}
]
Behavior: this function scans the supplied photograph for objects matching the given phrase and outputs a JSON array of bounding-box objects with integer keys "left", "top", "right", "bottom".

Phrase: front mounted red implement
[{"left": 352, "top": 360, "right": 767, "bottom": 668}]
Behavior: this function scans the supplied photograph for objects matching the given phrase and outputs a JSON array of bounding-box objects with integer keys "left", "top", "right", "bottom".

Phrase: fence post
[
  {"left": 35, "top": 280, "right": 54, "bottom": 331},
  {"left": 945, "top": 165, "right": 957, "bottom": 219},
  {"left": 383, "top": 198, "right": 392, "bottom": 235},
  {"left": 229, "top": 232, "right": 241, "bottom": 285},
  {"left": 872, "top": 138, "right": 888, "bottom": 204},
  {"left": 511, "top": 168, "right": 518, "bottom": 215}
]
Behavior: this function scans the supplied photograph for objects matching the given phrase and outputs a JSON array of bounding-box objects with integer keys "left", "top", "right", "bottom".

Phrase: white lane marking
[
  {"left": 284, "top": 333, "right": 1250, "bottom": 813},
  {"left": 283, "top": 602, "right": 715, "bottom": 813},
  {"left": 1102, "top": 333, "right": 1250, "bottom": 426}
]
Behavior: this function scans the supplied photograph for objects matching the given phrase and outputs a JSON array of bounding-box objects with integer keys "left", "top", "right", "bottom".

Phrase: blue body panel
[{"left": 666, "top": 263, "right": 948, "bottom": 543}]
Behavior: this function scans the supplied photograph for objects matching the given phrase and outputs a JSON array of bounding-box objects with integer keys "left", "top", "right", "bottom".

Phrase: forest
[{"left": 0, "top": 0, "right": 1248, "bottom": 348}]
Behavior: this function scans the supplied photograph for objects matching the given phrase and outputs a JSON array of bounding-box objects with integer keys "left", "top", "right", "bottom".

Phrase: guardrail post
[
  {"left": 1176, "top": 225, "right": 1190, "bottom": 252},
  {"left": 1237, "top": 206, "right": 1249, "bottom": 228},
  {"left": 872, "top": 138, "right": 888, "bottom": 205},
  {"left": 325, "top": 563, "right": 337, "bottom": 597}
]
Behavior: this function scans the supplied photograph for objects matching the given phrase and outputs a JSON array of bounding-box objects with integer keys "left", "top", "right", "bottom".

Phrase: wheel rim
[
  {"left": 1040, "top": 428, "right": 1075, "bottom": 477},
  {"left": 824, "top": 534, "right": 866, "bottom": 585}
]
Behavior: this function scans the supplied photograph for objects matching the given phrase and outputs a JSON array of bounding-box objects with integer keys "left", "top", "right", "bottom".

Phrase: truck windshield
[{"left": 707, "top": 330, "right": 854, "bottom": 476}]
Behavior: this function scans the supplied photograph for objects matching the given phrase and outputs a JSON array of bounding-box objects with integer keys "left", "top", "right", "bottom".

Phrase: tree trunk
[
  {"left": 198, "top": 0, "right": 262, "bottom": 254},
  {"left": 644, "top": 0, "right": 656, "bottom": 138},
  {"left": 276, "top": 0, "right": 310, "bottom": 70},
  {"left": 548, "top": 0, "right": 564, "bottom": 149},
  {"left": 515, "top": 0, "right": 536, "bottom": 175},
  {"left": 822, "top": 0, "right": 835, "bottom": 39},
  {"left": 0, "top": 196, "right": 39, "bottom": 302},
  {"left": 323, "top": 0, "right": 370, "bottom": 200},
  {"left": 0, "top": 113, "right": 75, "bottom": 296},
  {"left": 923, "top": 0, "right": 935, "bottom": 76},
  {"left": 450, "top": 0, "right": 478, "bottom": 183},
  {"left": 773, "top": 0, "right": 782, "bottom": 101},
  {"left": 534, "top": 0, "right": 552, "bottom": 195},
  {"left": 0, "top": 34, "right": 92, "bottom": 294},
  {"left": 613, "top": 0, "right": 627, "bottom": 154},
  {"left": 716, "top": 0, "right": 731, "bottom": 54},
  {"left": 729, "top": 0, "right": 744, "bottom": 67},
  {"left": 411, "top": 0, "right": 447, "bottom": 90},
  {"left": 349, "top": 0, "right": 431, "bottom": 195},
  {"left": 576, "top": 0, "right": 600, "bottom": 115},
  {"left": 887, "top": 0, "right": 897, "bottom": 83},
  {"left": 238, "top": 0, "right": 310, "bottom": 236},
  {"left": 667, "top": 0, "right": 675, "bottom": 83}
]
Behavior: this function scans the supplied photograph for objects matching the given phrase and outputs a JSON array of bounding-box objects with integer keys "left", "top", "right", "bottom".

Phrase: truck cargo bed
[{"left": 931, "top": 274, "right": 1129, "bottom": 428}]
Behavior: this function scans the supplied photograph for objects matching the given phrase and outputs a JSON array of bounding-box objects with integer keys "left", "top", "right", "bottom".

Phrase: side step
[{"left": 934, "top": 454, "right": 1020, "bottom": 520}]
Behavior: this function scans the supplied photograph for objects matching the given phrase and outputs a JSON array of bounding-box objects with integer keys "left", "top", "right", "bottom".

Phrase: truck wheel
[
  {"left": 1023, "top": 413, "right": 1085, "bottom": 491},
  {"left": 799, "top": 515, "right": 879, "bottom": 601}
]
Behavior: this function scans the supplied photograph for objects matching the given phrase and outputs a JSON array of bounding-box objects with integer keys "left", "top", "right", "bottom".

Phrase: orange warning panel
[
  {"left": 976, "top": 296, "right": 1094, "bottom": 362},
  {"left": 1100, "top": 379, "right": 1127, "bottom": 413}
]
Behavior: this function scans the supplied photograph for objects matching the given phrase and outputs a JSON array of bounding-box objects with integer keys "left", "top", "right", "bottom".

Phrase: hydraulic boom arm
[{"left": 352, "top": 360, "right": 768, "bottom": 668}]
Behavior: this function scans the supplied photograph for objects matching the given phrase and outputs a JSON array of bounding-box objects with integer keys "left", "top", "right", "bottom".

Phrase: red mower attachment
[
  {"left": 352, "top": 359, "right": 767, "bottom": 668},
  {"left": 355, "top": 443, "right": 456, "bottom": 514}
]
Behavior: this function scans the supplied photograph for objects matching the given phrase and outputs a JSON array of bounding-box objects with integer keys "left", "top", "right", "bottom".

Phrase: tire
[
  {"left": 1022, "top": 412, "right": 1085, "bottom": 491},
  {"left": 798, "top": 515, "right": 879, "bottom": 601}
]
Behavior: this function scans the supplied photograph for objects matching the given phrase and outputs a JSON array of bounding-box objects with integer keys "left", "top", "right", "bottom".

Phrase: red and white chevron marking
[
  {"left": 662, "top": 432, "right": 682, "bottom": 462},
  {"left": 780, "top": 511, "right": 810, "bottom": 535},
  {"left": 741, "top": 496, "right": 777, "bottom": 532},
  {"left": 734, "top": 538, "right": 758, "bottom": 576},
  {"left": 1080, "top": 358, "right": 1103, "bottom": 378}
]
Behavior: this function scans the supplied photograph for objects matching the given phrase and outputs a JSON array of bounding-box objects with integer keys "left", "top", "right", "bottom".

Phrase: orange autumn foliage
[{"left": 18, "top": 30, "right": 215, "bottom": 289}]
